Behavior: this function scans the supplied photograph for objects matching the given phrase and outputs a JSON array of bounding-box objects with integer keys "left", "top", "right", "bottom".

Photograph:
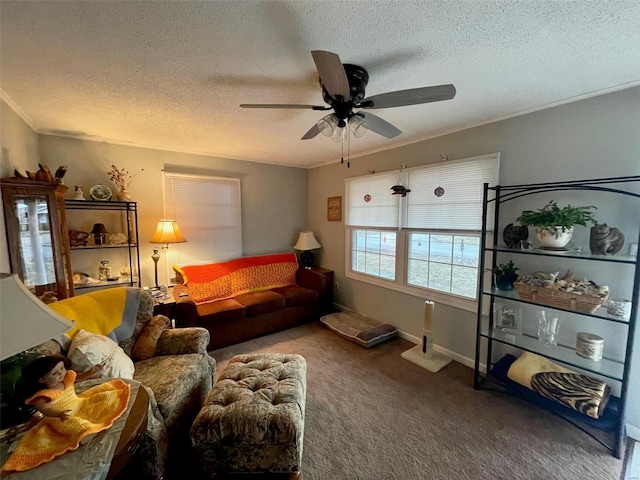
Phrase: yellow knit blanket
[
  {"left": 1, "top": 371, "right": 130, "bottom": 473},
  {"left": 48, "top": 287, "right": 141, "bottom": 341}
]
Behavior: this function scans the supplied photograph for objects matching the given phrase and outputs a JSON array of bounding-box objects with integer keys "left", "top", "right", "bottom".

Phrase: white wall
[{"left": 308, "top": 86, "right": 640, "bottom": 430}]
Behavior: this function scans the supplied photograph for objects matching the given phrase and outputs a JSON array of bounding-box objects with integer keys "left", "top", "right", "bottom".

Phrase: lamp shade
[
  {"left": 0, "top": 273, "right": 73, "bottom": 361},
  {"left": 90, "top": 223, "right": 108, "bottom": 234},
  {"left": 150, "top": 219, "right": 187, "bottom": 244},
  {"left": 293, "top": 231, "right": 321, "bottom": 251}
]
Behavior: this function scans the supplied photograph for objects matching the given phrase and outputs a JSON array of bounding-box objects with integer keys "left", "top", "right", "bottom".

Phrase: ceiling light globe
[
  {"left": 317, "top": 114, "right": 338, "bottom": 136},
  {"left": 349, "top": 115, "right": 368, "bottom": 138}
]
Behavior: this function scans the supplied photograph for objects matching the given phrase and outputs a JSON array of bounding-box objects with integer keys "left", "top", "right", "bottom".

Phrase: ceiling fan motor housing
[{"left": 321, "top": 64, "right": 369, "bottom": 112}]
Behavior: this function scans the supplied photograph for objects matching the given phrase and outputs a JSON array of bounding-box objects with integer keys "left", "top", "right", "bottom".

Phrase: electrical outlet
[
  {"left": 631, "top": 243, "right": 638, "bottom": 257},
  {"left": 335, "top": 281, "right": 339, "bottom": 291}
]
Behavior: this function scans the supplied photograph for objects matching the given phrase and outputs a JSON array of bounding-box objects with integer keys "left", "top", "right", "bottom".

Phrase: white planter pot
[{"left": 535, "top": 226, "right": 573, "bottom": 248}]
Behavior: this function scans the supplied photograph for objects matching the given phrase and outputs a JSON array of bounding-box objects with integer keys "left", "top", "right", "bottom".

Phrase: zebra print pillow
[{"left": 531, "top": 372, "right": 611, "bottom": 419}]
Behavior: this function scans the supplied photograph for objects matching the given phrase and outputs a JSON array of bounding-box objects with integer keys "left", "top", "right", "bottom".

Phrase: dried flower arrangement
[{"left": 106, "top": 165, "right": 144, "bottom": 191}]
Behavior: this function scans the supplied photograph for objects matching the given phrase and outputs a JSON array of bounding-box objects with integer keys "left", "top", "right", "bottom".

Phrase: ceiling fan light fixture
[
  {"left": 317, "top": 114, "right": 338, "bottom": 136},
  {"left": 331, "top": 126, "right": 347, "bottom": 143},
  {"left": 349, "top": 115, "right": 368, "bottom": 138}
]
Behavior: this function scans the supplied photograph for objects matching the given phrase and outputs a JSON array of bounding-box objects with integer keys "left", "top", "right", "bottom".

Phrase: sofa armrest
[
  {"left": 297, "top": 268, "right": 329, "bottom": 303},
  {"left": 155, "top": 327, "right": 210, "bottom": 355}
]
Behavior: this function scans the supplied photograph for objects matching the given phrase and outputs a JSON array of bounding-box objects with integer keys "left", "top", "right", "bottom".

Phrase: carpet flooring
[{"left": 207, "top": 321, "right": 623, "bottom": 480}]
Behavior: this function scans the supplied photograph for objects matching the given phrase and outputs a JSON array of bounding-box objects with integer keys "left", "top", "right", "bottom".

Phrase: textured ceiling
[{"left": 1, "top": 1, "right": 639, "bottom": 169}]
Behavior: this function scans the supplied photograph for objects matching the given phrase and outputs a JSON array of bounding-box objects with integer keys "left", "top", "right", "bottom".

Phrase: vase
[
  {"left": 535, "top": 226, "right": 573, "bottom": 249},
  {"left": 116, "top": 190, "right": 133, "bottom": 202},
  {"left": 495, "top": 273, "right": 518, "bottom": 291}
]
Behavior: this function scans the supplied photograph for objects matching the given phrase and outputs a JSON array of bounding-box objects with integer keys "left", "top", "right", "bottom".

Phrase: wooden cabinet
[{"left": 1, "top": 180, "right": 73, "bottom": 299}]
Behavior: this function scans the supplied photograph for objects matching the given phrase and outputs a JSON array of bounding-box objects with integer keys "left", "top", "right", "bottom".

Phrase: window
[
  {"left": 163, "top": 172, "right": 242, "bottom": 272},
  {"left": 345, "top": 153, "right": 499, "bottom": 311},
  {"left": 352, "top": 229, "right": 397, "bottom": 280},
  {"left": 407, "top": 232, "right": 480, "bottom": 299}
]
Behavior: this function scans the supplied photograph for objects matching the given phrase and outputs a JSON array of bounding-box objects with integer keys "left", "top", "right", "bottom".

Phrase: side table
[
  {"left": 152, "top": 286, "right": 177, "bottom": 322},
  {"left": 107, "top": 386, "right": 149, "bottom": 479},
  {"left": 309, "top": 267, "right": 334, "bottom": 311}
]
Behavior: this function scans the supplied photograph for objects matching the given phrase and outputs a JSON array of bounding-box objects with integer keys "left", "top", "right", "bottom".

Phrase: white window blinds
[
  {"left": 345, "top": 171, "right": 400, "bottom": 228},
  {"left": 404, "top": 154, "right": 499, "bottom": 231},
  {"left": 163, "top": 173, "right": 242, "bottom": 268}
]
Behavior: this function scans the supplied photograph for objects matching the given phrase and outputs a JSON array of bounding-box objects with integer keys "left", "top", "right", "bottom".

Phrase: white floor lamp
[{"left": 401, "top": 300, "right": 452, "bottom": 373}]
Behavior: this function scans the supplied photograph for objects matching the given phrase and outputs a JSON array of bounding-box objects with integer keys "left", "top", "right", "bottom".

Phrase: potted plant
[
  {"left": 489, "top": 260, "right": 519, "bottom": 290},
  {"left": 516, "top": 201, "right": 597, "bottom": 249}
]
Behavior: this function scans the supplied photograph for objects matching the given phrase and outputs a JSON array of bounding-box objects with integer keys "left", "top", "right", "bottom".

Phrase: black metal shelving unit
[
  {"left": 65, "top": 200, "right": 142, "bottom": 290},
  {"left": 474, "top": 175, "right": 640, "bottom": 458}
]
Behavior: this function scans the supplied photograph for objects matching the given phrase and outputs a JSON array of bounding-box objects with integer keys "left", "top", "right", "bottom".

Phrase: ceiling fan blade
[
  {"left": 301, "top": 124, "right": 321, "bottom": 140},
  {"left": 361, "top": 84, "right": 456, "bottom": 109},
  {"left": 311, "top": 50, "right": 350, "bottom": 101},
  {"left": 359, "top": 112, "right": 402, "bottom": 138},
  {"left": 240, "top": 104, "right": 328, "bottom": 110}
]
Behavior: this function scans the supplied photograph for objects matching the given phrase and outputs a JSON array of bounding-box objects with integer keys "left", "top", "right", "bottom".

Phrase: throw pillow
[
  {"left": 67, "top": 329, "right": 134, "bottom": 379},
  {"left": 132, "top": 315, "right": 171, "bottom": 361}
]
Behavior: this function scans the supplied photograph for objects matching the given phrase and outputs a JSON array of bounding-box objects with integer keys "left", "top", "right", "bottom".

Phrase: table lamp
[
  {"left": 0, "top": 273, "right": 74, "bottom": 427},
  {"left": 293, "top": 231, "right": 322, "bottom": 269},
  {"left": 90, "top": 223, "right": 108, "bottom": 245},
  {"left": 150, "top": 219, "right": 187, "bottom": 288}
]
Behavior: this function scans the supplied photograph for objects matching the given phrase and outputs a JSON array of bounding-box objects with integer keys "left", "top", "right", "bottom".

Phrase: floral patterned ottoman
[{"left": 190, "top": 353, "right": 306, "bottom": 479}]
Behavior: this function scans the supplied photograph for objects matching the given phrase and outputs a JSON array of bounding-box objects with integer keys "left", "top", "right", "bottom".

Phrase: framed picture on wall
[{"left": 327, "top": 196, "right": 342, "bottom": 222}]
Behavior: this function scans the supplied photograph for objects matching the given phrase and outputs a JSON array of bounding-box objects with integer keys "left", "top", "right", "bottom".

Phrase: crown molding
[{"left": 0, "top": 89, "right": 38, "bottom": 132}]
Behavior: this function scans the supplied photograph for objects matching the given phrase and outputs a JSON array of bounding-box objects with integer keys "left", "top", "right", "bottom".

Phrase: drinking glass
[{"left": 537, "top": 310, "right": 561, "bottom": 346}]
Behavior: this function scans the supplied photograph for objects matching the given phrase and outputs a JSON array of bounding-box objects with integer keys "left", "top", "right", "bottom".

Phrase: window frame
[
  {"left": 345, "top": 228, "right": 490, "bottom": 313},
  {"left": 344, "top": 153, "right": 499, "bottom": 313}
]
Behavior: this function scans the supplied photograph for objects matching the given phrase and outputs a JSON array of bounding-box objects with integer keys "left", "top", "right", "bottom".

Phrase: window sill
[{"left": 345, "top": 271, "right": 478, "bottom": 313}]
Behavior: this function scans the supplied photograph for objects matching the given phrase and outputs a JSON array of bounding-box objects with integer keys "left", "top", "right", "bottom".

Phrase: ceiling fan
[{"left": 240, "top": 50, "right": 456, "bottom": 141}]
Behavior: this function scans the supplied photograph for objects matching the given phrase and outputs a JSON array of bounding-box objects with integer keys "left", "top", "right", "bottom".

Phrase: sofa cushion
[
  {"left": 133, "top": 353, "right": 213, "bottom": 433},
  {"left": 132, "top": 315, "right": 172, "bottom": 361},
  {"left": 235, "top": 291, "right": 285, "bottom": 317},
  {"left": 196, "top": 298, "right": 247, "bottom": 325},
  {"left": 271, "top": 285, "right": 319, "bottom": 308}
]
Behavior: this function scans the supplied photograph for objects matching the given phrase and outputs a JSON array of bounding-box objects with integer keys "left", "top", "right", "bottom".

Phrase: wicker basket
[{"left": 513, "top": 281, "right": 609, "bottom": 314}]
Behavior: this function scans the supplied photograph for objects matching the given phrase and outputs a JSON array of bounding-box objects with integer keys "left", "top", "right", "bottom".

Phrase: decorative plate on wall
[{"left": 90, "top": 184, "right": 112, "bottom": 201}]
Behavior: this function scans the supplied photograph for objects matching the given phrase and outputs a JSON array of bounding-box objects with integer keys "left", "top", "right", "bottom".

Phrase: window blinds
[
  {"left": 163, "top": 173, "right": 242, "bottom": 268},
  {"left": 405, "top": 154, "right": 499, "bottom": 231},
  {"left": 345, "top": 171, "right": 400, "bottom": 228},
  {"left": 345, "top": 153, "right": 499, "bottom": 231}
]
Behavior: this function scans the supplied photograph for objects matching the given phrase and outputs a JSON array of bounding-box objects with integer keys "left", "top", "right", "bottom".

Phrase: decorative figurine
[
  {"left": 503, "top": 223, "right": 529, "bottom": 249},
  {"left": 73, "top": 185, "right": 85, "bottom": 200},
  {"left": 589, "top": 224, "right": 625, "bottom": 255}
]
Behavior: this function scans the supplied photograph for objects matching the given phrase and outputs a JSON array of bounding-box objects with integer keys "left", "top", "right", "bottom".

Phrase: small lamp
[
  {"left": 90, "top": 223, "right": 108, "bottom": 245},
  {"left": 1, "top": 273, "right": 74, "bottom": 427},
  {"left": 150, "top": 219, "right": 187, "bottom": 288},
  {"left": 293, "top": 231, "right": 322, "bottom": 269}
]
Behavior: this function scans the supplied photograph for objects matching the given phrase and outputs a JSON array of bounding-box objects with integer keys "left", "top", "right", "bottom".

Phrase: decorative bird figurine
[
  {"left": 390, "top": 185, "right": 411, "bottom": 197},
  {"left": 54, "top": 165, "right": 68, "bottom": 183}
]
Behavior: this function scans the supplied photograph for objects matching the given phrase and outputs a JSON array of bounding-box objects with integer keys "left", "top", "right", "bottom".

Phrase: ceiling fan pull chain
[{"left": 347, "top": 129, "right": 351, "bottom": 168}]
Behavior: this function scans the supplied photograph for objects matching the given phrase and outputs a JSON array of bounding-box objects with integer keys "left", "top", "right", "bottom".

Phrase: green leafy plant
[
  {"left": 489, "top": 260, "right": 519, "bottom": 277},
  {"left": 516, "top": 201, "right": 597, "bottom": 232}
]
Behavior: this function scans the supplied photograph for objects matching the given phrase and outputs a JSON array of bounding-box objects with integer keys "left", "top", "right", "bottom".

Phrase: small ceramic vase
[{"left": 116, "top": 190, "right": 133, "bottom": 202}]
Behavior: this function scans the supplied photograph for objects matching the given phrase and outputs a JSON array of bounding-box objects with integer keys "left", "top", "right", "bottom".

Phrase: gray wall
[
  {"left": 1, "top": 98, "right": 309, "bottom": 288},
  {"left": 308, "top": 86, "right": 640, "bottom": 431},
  {"left": 0, "top": 100, "right": 41, "bottom": 272}
]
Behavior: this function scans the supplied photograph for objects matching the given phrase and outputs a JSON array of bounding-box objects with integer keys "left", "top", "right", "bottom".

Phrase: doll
[{"left": 1, "top": 355, "right": 131, "bottom": 473}]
